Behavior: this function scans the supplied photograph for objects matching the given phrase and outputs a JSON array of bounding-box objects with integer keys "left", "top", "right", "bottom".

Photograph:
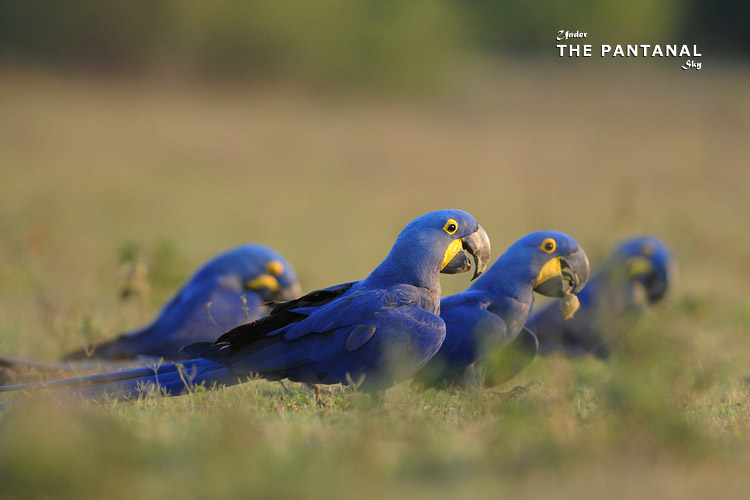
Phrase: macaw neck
[
  {"left": 362, "top": 240, "right": 443, "bottom": 295},
  {"left": 363, "top": 259, "right": 442, "bottom": 295},
  {"left": 467, "top": 251, "right": 536, "bottom": 306}
]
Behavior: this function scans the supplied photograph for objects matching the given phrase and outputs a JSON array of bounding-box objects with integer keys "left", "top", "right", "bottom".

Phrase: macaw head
[
  {"left": 610, "top": 236, "right": 677, "bottom": 303},
  {"left": 512, "top": 231, "right": 590, "bottom": 298},
  {"left": 375, "top": 209, "right": 491, "bottom": 289},
  {"left": 201, "top": 244, "right": 302, "bottom": 302}
]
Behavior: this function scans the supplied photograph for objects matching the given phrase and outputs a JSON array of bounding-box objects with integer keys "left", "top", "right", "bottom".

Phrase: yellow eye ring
[
  {"left": 540, "top": 238, "right": 556, "bottom": 254},
  {"left": 443, "top": 219, "right": 458, "bottom": 235},
  {"left": 641, "top": 244, "right": 655, "bottom": 257},
  {"left": 266, "top": 260, "right": 284, "bottom": 276}
]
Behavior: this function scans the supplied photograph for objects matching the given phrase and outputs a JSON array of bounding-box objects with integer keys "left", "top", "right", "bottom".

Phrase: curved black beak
[
  {"left": 534, "top": 246, "right": 590, "bottom": 297},
  {"left": 441, "top": 224, "right": 491, "bottom": 280}
]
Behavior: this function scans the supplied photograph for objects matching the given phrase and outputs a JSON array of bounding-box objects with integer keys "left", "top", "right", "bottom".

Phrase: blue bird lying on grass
[
  {"left": 0, "top": 244, "right": 301, "bottom": 380},
  {"left": 414, "top": 231, "right": 589, "bottom": 388},
  {"left": 528, "top": 235, "right": 677, "bottom": 359},
  {"left": 0, "top": 210, "right": 491, "bottom": 401}
]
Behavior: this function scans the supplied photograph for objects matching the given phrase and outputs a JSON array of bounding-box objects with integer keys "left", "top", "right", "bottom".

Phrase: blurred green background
[
  {"left": 0, "top": 1, "right": 749, "bottom": 499},
  {"left": 1, "top": 0, "right": 748, "bottom": 84}
]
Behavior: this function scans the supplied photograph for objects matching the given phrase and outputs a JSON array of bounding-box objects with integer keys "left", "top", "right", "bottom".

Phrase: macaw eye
[
  {"left": 266, "top": 261, "right": 284, "bottom": 276},
  {"left": 641, "top": 244, "right": 655, "bottom": 257},
  {"left": 443, "top": 219, "right": 458, "bottom": 235},
  {"left": 540, "top": 238, "right": 556, "bottom": 253}
]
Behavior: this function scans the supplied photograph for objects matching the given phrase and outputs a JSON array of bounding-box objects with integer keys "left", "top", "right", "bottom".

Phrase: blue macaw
[
  {"left": 67, "top": 244, "right": 302, "bottom": 361},
  {"left": 414, "top": 231, "right": 589, "bottom": 388},
  {"left": 0, "top": 210, "right": 491, "bottom": 400},
  {"left": 0, "top": 244, "right": 301, "bottom": 380},
  {"left": 528, "top": 235, "right": 677, "bottom": 359}
]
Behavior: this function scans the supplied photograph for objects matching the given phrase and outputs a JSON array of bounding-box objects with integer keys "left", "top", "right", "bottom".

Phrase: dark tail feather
[
  {"left": 0, "top": 363, "right": 178, "bottom": 393},
  {"left": 0, "top": 358, "right": 243, "bottom": 402}
]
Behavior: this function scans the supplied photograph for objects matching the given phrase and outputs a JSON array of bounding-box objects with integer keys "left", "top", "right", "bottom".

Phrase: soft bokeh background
[{"left": 1, "top": 2, "right": 749, "bottom": 499}]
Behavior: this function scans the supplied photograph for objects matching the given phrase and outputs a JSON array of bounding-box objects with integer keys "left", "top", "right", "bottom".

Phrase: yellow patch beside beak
[
  {"left": 247, "top": 274, "right": 279, "bottom": 292},
  {"left": 535, "top": 257, "right": 561, "bottom": 286},
  {"left": 441, "top": 239, "right": 464, "bottom": 270},
  {"left": 627, "top": 257, "right": 654, "bottom": 277}
]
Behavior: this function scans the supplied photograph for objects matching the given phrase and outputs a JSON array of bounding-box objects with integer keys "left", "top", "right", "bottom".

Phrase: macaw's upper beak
[
  {"left": 534, "top": 246, "right": 590, "bottom": 297},
  {"left": 441, "top": 224, "right": 491, "bottom": 280}
]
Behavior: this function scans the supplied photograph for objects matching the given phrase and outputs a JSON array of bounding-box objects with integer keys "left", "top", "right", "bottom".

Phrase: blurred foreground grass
[{"left": 1, "top": 64, "right": 750, "bottom": 499}]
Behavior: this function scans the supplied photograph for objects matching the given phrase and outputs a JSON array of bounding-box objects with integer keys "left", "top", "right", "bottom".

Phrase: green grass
[{"left": 1, "top": 63, "right": 749, "bottom": 499}]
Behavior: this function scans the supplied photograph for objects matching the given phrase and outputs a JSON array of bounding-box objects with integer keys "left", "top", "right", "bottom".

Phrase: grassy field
[{"left": 1, "top": 63, "right": 749, "bottom": 499}]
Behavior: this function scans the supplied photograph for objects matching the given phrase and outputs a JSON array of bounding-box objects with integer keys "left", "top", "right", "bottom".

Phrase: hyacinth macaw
[
  {"left": 0, "top": 210, "right": 491, "bottom": 400},
  {"left": 414, "top": 231, "right": 589, "bottom": 388},
  {"left": 0, "top": 244, "right": 301, "bottom": 380},
  {"left": 528, "top": 235, "right": 677, "bottom": 359},
  {"left": 67, "top": 244, "right": 302, "bottom": 361}
]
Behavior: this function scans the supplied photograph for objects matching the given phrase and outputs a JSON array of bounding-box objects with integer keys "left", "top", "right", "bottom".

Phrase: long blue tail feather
[
  {"left": 0, "top": 358, "right": 242, "bottom": 403},
  {"left": 0, "top": 355, "right": 168, "bottom": 385}
]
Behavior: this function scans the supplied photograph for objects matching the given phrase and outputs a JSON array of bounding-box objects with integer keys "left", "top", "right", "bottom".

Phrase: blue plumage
[
  {"left": 1, "top": 210, "right": 491, "bottom": 400},
  {"left": 415, "top": 231, "right": 589, "bottom": 387},
  {"left": 528, "top": 235, "right": 677, "bottom": 358},
  {"left": 65, "top": 244, "right": 301, "bottom": 361},
  {"left": 0, "top": 244, "right": 300, "bottom": 384}
]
